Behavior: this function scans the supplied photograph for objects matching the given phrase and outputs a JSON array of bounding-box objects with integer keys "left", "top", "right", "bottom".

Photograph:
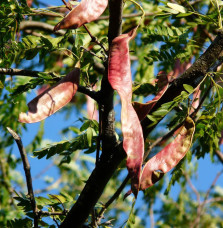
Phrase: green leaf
[
  {"left": 176, "top": 12, "right": 194, "bottom": 17},
  {"left": 0, "top": 81, "right": 4, "bottom": 89},
  {"left": 80, "top": 120, "right": 91, "bottom": 131},
  {"left": 183, "top": 84, "right": 194, "bottom": 94},
  {"left": 159, "top": 5, "right": 179, "bottom": 14},
  {"left": 33, "top": 140, "right": 71, "bottom": 159},
  {"left": 133, "top": 82, "right": 155, "bottom": 96},
  {"left": 167, "top": 3, "right": 186, "bottom": 13},
  {"left": 86, "top": 127, "right": 93, "bottom": 147},
  {"left": 152, "top": 108, "right": 169, "bottom": 117},
  {"left": 48, "top": 194, "right": 67, "bottom": 204},
  {"left": 25, "top": 48, "right": 39, "bottom": 60}
]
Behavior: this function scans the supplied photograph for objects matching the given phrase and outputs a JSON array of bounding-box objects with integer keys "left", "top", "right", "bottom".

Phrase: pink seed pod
[
  {"left": 108, "top": 28, "right": 144, "bottom": 197},
  {"left": 140, "top": 117, "right": 195, "bottom": 190},
  {"left": 19, "top": 67, "right": 80, "bottom": 123},
  {"left": 54, "top": 0, "right": 108, "bottom": 31}
]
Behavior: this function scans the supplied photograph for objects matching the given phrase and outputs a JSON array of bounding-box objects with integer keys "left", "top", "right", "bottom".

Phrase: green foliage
[
  {"left": 147, "top": 84, "right": 194, "bottom": 127},
  {"left": 10, "top": 74, "right": 60, "bottom": 98},
  {"left": 194, "top": 105, "right": 223, "bottom": 160},
  {"left": 133, "top": 82, "right": 156, "bottom": 96},
  {"left": 143, "top": 25, "right": 193, "bottom": 67},
  {"left": 33, "top": 118, "right": 99, "bottom": 163}
]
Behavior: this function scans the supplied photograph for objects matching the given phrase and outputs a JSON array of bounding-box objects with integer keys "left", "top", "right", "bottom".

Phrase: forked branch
[{"left": 7, "top": 127, "right": 38, "bottom": 228}]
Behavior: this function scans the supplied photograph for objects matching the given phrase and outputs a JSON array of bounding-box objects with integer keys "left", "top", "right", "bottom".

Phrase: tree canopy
[{"left": 0, "top": 0, "right": 223, "bottom": 227}]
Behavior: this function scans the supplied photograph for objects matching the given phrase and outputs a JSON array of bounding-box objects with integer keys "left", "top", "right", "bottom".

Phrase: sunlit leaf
[
  {"left": 183, "top": 84, "right": 194, "bottom": 94},
  {"left": 167, "top": 3, "right": 186, "bottom": 14}
]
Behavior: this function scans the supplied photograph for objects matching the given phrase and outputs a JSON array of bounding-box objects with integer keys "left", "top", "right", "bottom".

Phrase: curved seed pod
[
  {"left": 19, "top": 67, "right": 80, "bottom": 123},
  {"left": 108, "top": 29, "right": 144, "bottom": 197},
  {"left": 140, "top": 116, "right": 195, "bottom": 190},
  {"left": 54, "top": 0, "right": 108, "bottom": 31},
  {"left": 133, "top": 72, "right": 169, "bottom": 121}
]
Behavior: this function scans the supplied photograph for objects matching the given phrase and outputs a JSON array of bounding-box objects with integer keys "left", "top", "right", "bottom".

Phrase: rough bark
[{"left": 59, "top": 1, "right": 124, "bottom": 227}]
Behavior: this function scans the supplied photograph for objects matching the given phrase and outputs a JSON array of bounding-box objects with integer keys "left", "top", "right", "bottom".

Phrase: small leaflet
[{"left": 167, "top": 3, "right": 186, "bottom": 14}]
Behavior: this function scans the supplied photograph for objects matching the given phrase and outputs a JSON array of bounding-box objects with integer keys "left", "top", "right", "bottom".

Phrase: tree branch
[
  {"left": 0, "top": 68, "right": 41, "bottom": 77},
  {"left": 19, "top": 21, "right": 75, "bottom": 43},
  {"left": 183, "top": 171, "right": 200, "bottom": 203},
  {"left": 31, "top": 9, "right": 156, "bottom": 20},
  {"left": 19, "top": 21, "right": 66, "bottom": 36},
  {"left": 59, "top": 0, "right": 123, "bottom": 227},
  {"left": 7, "top": 127, "right": 38, "bottom": 228},
  {"left": 0, "top": 67, "right": 99, "bottom": 101},
  {"left": 190, "top": 170, "right": 223, "bottom": 228},
  {"left": 97, "top": 174, "right": 130, "bottom": 224},
  {"left": 39, "top": 211, "right": 68, "bottom": 216}
]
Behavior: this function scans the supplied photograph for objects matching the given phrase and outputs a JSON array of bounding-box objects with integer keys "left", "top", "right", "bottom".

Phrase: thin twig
[
  {"left": 33, "top": 162, "right": 54, "bottom": 180},
  {"left": 190, "top": 83, "right": 212, "bottom": 119},
  {"left": 19, "top": 21, "right": 66, "bottom": 36},
  {"left": 31, "top": 9, "right": 64, "bottom": 17},
  {"left": 53, "top": 217, "right": 60, "bottom": 228},
  {"left": 83, "top": 24, "right": 108, "bottom": 54},
  {"left": 7, "top": 127, "right": 38, "bottom": 228},
  {"left": 38, "top": 210, "right": 68, "bottom": 216},
  {"left": 51, "top": 206, "right": 60, "bottom": 228},
  {"left": 34, "top": 178, "right": 62, "bottom": 194},
  {"left": 60, "top": 0, "right": 108, "bottom": 54},
  {"left": 183, "top": 171, "right": 200, "bottom": 203},
  {"left": 202, "top": 171, "right": 223, "bottom": 206},
  {"left": 190, "top": 170, "right": 223, "bottom": 228},
  {"left": 97, "top": 175, "right": 130, "bottom": 224},
  {"left": 149, "top": 199, "right": 155, "bottom": 228},
  {"left": 0, "top": 67, "right": 43, "bottom": 77},
  {"left": 80, "top": 46, "right": 105, "bottom": 61},
  {"left": 215, "top": 150, "right": 223, "bottom": 163},
  {"left": 91, "top": 209, "right": 98, "bottom": 228},
  {"left": 61, "top": 0, "right": 72, "bottom": 11},
  {"left": 203, "top": 196, "right": 223, "bottom": 204},
  {"left": 30, "top": 10, "right": 157, "bottom": 19}
]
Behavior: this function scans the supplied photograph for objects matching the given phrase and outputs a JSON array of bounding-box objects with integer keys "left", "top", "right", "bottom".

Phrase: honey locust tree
[{"left": 0, "top": 0, "right": 223, "bottom": 227}]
